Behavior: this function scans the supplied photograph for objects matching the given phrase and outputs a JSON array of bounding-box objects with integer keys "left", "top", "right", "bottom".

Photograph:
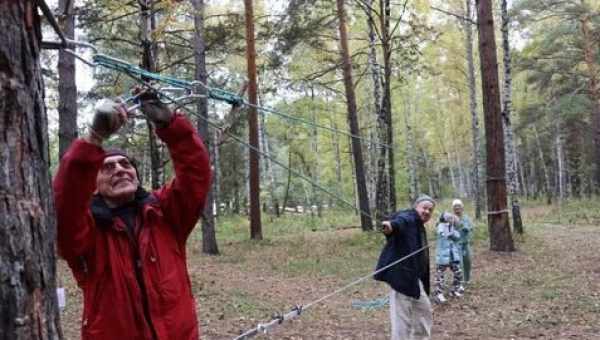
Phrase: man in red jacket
[{"left": 54, "top": 90, "right": 211, "bottom": 340}]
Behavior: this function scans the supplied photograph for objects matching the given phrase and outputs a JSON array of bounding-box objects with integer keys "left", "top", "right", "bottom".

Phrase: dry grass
[{"left": 58, "top": 203, "right": 600, "bottom": 339}]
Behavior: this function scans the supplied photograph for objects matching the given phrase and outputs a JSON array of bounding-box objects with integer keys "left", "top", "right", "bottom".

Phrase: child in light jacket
[{"left": 433, "top": 212, "right": 464, "bottom": 303}]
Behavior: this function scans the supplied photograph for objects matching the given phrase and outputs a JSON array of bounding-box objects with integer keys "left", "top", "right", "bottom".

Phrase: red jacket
[{"left": 54, "top": 114, "right": 211, "bottom": 340}]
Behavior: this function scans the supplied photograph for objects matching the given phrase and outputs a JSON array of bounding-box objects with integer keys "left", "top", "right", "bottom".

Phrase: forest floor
[{"left": 58, "top": 201, "right": 600, "bottom": 339}]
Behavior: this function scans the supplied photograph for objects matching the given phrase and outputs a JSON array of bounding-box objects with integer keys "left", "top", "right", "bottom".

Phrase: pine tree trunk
[
  {"left": 476, "top": 0, "right": 514, "bottom": 251},
  {"left": 500, "top": 0, "right": 523, "bottom": 234},
  {"left": 336, "top": 0, "right": 373, "bottom": 231},
  {"left": 244, "top": 0, "right": 262, "bottom": 240},
  {"left": 464, "top": 0, "right": 483, "bottom": 220},
  {"left": 0, "top": 2, "right": 62, "bottom": 338},
  {"left": 191, "top": 0, "right": 219, "bottom": 255},
  {"left": 57, "top": 0, "right": 77, "bottom": 159}
]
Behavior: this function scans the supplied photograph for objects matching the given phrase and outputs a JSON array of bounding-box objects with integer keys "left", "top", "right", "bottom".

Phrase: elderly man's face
[
  {"left": 96, "top": 155, "right": 139, "bottom": 207},
  {"left": 415, "top": 201, "right": 435, "bottom": 223}
]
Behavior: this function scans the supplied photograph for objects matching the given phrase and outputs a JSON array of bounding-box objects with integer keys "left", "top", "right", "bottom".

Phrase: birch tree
[{"left": 500, "top": 0, "right": 523, "bottom": 234}]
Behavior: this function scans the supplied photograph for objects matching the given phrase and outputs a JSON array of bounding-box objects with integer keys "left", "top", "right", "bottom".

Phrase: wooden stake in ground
[{"left": 475, "top": 0, "right": 515, "bottom": 251}]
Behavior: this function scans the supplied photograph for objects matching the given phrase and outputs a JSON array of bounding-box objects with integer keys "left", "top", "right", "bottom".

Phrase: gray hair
[{"left": 413, "top": 194, "right": 436, "bottom": 207}]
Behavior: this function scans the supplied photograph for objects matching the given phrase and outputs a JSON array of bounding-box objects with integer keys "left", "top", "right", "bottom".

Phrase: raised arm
[
  {"left": 53, "top": 141, "right": 103, "bottom": 263},
  {"left": 153, "top": 114, "right": 212, "bottom": 246},
  {"left": 54, "top": 99, "right": 128, "bottom": 263}
]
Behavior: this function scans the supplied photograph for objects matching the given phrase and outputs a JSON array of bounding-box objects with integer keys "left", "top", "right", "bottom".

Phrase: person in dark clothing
[
  {"left": 375, "top": 195, "right": 435, "bottom": 340},
  {"left": 54, "top": 90, "right": 211, "bottom": 340}
]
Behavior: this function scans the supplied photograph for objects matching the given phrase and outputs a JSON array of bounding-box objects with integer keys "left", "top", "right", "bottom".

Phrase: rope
[
  {"left": 487, "top": 209, "right": 510, "bottom": 215},
  {"left": 91, "top": 54, "right": 392, "bottom": 149},
  {"left": 232, "top": 244, "right": 431, "bottom": 339},
  {"left": 172, "top": 100, "right": 379, "bottom": 223}
]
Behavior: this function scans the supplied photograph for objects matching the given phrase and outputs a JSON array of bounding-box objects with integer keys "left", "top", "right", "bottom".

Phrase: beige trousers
[{"left": 389, "top": 281, "right": 432, "bottom": 340}]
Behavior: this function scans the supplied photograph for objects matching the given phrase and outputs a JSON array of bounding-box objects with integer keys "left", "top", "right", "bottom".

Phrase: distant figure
[
  {"left": 53, "top": 90, "right": 211, "bottom": 340},
  {"left": 433, "top": 212, "right": 464, "bottom": 304},
  {"left": 452, "top": 199, "right": 474, "bottom": 285},
  {"left": 375, "top": 195, "right": 435, "bottom": 340}
]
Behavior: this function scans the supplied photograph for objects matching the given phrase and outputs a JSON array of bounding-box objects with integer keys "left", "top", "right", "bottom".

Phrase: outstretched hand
[{"left": 381, "top": 221, "right": 393, "bottom": 235}]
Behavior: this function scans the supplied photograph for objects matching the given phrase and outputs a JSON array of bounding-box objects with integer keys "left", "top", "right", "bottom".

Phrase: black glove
[{"left": 138, "top": 90, "right": 173, "bottom": 128}]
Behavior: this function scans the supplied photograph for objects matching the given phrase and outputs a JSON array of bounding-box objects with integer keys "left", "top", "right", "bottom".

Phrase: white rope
[{"left": 233, "top": 243, "right": 431, "bottom": 339}]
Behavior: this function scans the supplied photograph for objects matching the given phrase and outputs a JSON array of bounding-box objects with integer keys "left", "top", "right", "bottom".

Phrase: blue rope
[
  {"left": 93, "top": 54, "right": 391, "bottom": 149},
  {"left": 93, "top": 54, "right": 243, "bottom": 106}
]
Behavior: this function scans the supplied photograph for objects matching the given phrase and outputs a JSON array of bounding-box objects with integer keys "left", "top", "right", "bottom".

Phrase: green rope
[
  {"left": 93, "top": 54, "right": 243, "bottom": 105},
  {"left": 93, "top": 54, "right": 391, "bottom": 149}
]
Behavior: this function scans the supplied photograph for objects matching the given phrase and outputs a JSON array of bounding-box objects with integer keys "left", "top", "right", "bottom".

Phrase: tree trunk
[
  {"left": 464, "top": 0, "right": 483, "bottom": 220},
  {"left": 140, "top": 0, "right": 162, "bottom": 190},
  {"left": 580, "top": 13, "right": 600, "bottom": 192},
  {"left": 243, "top": 0, "right": 262, "bottom": 240},
  {"left": 0, "top": 2, "right": 62, "bottom": 338},
  {"left": 331, "top": 117, "right": 343, "bottom": 203},
  {"left": 191, "top": 0, "right": 219, "bottom": 255},
  {"left": 500, "top": 0, "right": 523, "bottom": 234},
  {"left": 366, "top": 0, "right": 382, "bottom": 218},
  {"left": 533, "top": 126, "right": 553, "bottom": 204},
  {"left": 309, "top": 88, "right": 322, "bottom": 217},
  {"left": 212, "top": 120, "right": 221, "bottom": 214},
  {"left": 336, "top": 0, "right": 373, "bottom": 231},
  {"left": 57, "top": 0, "right": 77, "bottom": 159},
  {"left": 379, "top": 0, "right": 397, "bottom": 211},
  {"left": 476, "top": 0, "right": 514, "bottom": 252},
  {"left": 403, "top": 94, "right": 419, "bottom": 202}
]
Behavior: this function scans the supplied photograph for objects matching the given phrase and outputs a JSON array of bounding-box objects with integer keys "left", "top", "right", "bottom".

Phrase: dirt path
[{"left": 58, "top": 223, "right": 600, "bottom": 339}]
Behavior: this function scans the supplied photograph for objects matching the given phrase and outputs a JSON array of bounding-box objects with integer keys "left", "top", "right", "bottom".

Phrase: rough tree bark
[
  {"left": 476, "top": 0, "right": 514, "bottom": 251},
  {"left": 0, "top": 1, "right": 62, "bottom": 338},
  {"left": 336, "top": 0, "right": 373, "bottom": 231}
]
